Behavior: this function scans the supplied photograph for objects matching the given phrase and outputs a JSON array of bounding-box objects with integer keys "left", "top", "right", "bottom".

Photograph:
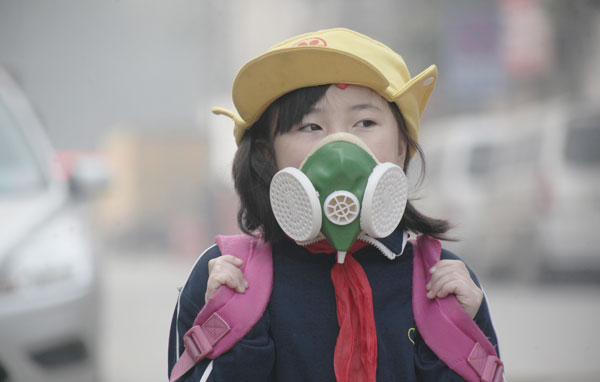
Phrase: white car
[{"left": 0, "top": 67, "right": 104, "bottom": 382}]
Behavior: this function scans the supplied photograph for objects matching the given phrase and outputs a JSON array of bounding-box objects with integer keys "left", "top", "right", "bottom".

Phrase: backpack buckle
[
  {"left": 468, "top": 342, "right": 503, "bottom": 382},
  {"left": 481, "top": 355, "right": 503, "bottom": 382},
  {"left": 183, "top": 326, "right": 213, "bottom": 362}
]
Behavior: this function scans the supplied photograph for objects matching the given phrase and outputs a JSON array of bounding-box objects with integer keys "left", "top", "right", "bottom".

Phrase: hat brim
[
  {"left": 233, "top": 47, "right": 392, "bottom": 126},
  {"left": 230, "top": 48, "right": 437, "bottom": 160}
]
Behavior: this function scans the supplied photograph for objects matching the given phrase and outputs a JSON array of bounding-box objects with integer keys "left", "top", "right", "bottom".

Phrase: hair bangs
[{"left": 272, "top": 85, "right": 330, "bottom": 135}]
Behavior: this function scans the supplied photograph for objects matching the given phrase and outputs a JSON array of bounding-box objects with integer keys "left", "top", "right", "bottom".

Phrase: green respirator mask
[{"left": 270, "top": 133, "right": 408, "bottom": 263}]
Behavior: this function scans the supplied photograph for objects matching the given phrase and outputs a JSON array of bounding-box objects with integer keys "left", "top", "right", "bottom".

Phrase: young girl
[{"left": 168, "top": 28, "right": 501, "bottom": 382}]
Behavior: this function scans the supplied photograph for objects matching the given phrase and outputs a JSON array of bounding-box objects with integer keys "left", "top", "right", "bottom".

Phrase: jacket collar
[{"left": 298, "top": 228, "right": 409, "bottom": 260}]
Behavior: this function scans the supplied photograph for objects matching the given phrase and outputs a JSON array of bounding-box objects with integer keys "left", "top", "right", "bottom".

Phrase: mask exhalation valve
[{"left": 324, "top": 191, "right": 360, "bottom": 225}]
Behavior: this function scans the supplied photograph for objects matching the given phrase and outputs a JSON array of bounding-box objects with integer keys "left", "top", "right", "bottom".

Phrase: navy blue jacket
[{"left": 168, "top": 232, "right": 500, "bottom": 381}]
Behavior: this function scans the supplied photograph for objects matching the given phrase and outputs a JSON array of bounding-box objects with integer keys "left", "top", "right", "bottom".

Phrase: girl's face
[{"left": 273, "top": 85, "right": 407, "bottom": 170}]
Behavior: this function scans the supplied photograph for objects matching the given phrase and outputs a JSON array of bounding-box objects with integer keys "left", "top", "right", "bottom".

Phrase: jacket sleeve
[
  {"left": 414, "top": 248, "right": 501, "bottom": 381},
  {"left": 167, "top": 244, "right": 275, "bottom": 382}
]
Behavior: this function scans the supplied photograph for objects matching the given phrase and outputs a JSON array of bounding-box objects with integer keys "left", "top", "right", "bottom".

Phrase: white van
[
  {"left": 534, "top": 101, "right": 600, "bottom": 280},
  {"left": 418, "top": 100, "right": 600, "bottom": 281},
  {"left": 413, "top": 113, "right": 508, "bottom": 274}
]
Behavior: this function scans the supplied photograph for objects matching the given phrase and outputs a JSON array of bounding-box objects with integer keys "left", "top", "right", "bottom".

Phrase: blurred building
[
  {"left": 1, "top": 1, "right": 598, "bottom": 150},
  {"left": 95, "top": 127, "right": 231, "bottom": 255}
]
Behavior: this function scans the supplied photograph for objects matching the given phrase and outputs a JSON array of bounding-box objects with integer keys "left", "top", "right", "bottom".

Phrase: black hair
[{"left": 232, "top": 84, "right": 452, "bottom": 243}]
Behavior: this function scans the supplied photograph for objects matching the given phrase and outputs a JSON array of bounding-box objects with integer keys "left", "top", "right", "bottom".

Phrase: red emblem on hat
[{"left": 294, "top": 37, "right": 327, "bottom": 47}]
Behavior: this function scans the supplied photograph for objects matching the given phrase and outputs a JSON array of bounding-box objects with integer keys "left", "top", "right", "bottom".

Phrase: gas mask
[{"left": 270, "top": 133, "right": 408, "bottom": 263}]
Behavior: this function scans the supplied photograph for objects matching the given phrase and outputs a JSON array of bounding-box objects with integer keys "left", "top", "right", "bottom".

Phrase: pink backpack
[{"left": 170, "top": 234, "right": 503, "bottom": 382}]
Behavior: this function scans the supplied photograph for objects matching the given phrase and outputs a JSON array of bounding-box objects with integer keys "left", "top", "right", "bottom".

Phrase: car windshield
[
  {"left": 564, "top": 117, "right": 600, "bottom": 165},
  {"left": 0, "top": 97, "right": 46, "bottom": 194}
]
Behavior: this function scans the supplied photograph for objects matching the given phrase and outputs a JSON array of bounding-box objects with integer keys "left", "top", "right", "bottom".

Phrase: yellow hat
[{"left": 212, "top": 27, "right": 437, "bottom": 158}]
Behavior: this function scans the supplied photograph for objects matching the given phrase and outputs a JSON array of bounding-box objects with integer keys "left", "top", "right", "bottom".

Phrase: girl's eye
[
  {"left": 356, "top": 120, "right": 376, "bottom": 128},
  {"left": 299, "top": 123, "right": 322, "bottom": 132}
]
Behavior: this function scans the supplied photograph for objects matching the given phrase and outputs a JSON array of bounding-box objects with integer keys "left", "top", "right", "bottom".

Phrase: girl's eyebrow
[
  {"left": 349, "top": 103, "right": 382, "bottom": 112},
  {"left": 308, "top": 103, "right": 382, "bottom": 115}
]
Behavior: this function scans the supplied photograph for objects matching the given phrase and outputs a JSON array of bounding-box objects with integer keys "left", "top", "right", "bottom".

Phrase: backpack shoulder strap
[
  {"left": 170, "top": 234, "right": 273, "bottom": 382},
  {"left": 411, "top": 235, "right": 504, "bottom": 382}
]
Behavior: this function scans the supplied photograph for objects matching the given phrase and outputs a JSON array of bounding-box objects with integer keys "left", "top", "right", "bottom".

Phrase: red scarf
[{"left": 303, "top": 239, "right": 377, "bottom": 382}]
